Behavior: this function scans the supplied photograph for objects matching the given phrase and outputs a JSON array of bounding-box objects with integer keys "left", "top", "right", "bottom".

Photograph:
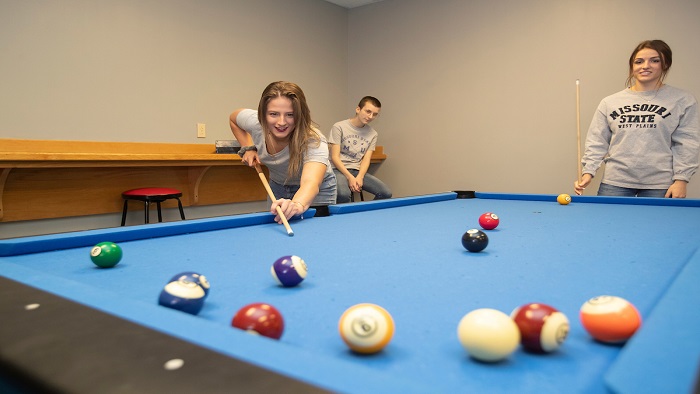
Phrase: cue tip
[{"left": 576, "top": 79, "right": 580, "bottom": 85}]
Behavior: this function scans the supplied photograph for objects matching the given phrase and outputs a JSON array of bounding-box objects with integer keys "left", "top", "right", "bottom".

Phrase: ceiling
[{"left": 322, "top": 0, "right": 386, "bottom": 9}]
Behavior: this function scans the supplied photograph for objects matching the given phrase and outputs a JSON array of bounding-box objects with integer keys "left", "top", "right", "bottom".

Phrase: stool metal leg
[
  {"left": 144, "top": 201, "right": 150, "bottom": 224},
  {"left": 121, "top": 200, "right": 129, "bottom": 226},
  {"left": 156, "top": 202, "right": 163, "bottom": 222},
  {"left": 176, "top": 198, "right": 185, "bottom": 220},
  {"left": 350, "top": 191, "right": 365, "bottom": 202}
]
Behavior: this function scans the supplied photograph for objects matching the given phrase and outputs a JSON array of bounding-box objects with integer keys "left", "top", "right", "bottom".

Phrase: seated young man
[{"left": 329, "top": 96, "right": 392, "bottom": 204}]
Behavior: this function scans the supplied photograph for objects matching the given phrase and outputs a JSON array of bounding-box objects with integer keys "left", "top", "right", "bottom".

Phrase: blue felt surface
[
  {"left": 0, "top": 263, "right": 432, "bottom": 394},
  {"left": 604, "top": 248, "right": 700, "bottom": 394},
  {"left": 1, "top": 193, "right": 699, "bottom": 393}
]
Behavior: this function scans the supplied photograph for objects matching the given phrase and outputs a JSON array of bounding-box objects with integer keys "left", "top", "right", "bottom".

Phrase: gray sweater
[{"left": 582, "top": 85, "right": 700, "bottom": 189}]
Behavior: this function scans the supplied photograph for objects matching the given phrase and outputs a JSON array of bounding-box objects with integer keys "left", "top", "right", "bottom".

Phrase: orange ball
[
  {"left": 579, "top": 296, "right": 642, "bottom": 343},
  {"left": 557, "top": 194, "right": 571, "bottom": 205}
]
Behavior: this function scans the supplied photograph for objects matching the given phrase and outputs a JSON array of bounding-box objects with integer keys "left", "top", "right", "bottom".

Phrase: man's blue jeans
[{"left": 334, "top": 169, "right": 392, "bottom": 203}]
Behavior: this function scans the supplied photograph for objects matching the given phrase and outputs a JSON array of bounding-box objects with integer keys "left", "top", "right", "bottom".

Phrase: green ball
[{"left": 90, "top": 242, "right": 123, "bottom": 268}]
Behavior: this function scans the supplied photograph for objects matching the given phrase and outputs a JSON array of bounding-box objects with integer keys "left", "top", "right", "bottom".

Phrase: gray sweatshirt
[{"left": 581, "top": 85, "right": 700, "bottom": 189}]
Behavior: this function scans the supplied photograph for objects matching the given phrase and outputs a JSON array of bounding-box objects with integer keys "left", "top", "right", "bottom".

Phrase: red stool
[{"left": 121, "top": 187, "right": 185, "bottom": 226}]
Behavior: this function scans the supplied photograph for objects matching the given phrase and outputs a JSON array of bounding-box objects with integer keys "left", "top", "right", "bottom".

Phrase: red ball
[
  {"left": 231, "top": 303, "right": 285, "bottom": 340},
  {"left": 478, "top": 212, "right": 499, "bottom": 230},
  {"left": 511, "top": 303, "right": 570, "bottom": 353},
  {"left": 580, "top": 296, "right": 641, "bottom": 343}
]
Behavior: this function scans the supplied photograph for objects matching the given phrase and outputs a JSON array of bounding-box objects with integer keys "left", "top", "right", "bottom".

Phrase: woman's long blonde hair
[{"left": 257, "top": 81, "right": 320, "bottom": 179}]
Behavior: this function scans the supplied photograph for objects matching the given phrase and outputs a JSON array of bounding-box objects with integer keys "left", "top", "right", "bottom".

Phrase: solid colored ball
[
  {"left": 478, "top": 212, "right": 500, "bottom": 230},
  {"left": 168, "top": 272, "right": 211, "bottom": 298},
  {"left": 158, "top": 276, "right": 207, "bottom": 315},
  {"left": 457, "top": 308, "right": 520, "bottom": 362},
  {"left": 557, "top": 194, "right": 571, "bottom": 205},
  {"left": 580, "top": 295, "right": 642, "bottom": 343},
  {"left": 271, "top": 255, "right": 308, "bottom": 287},
  {"left": 90, "top": 242, "right": 123, "bottom": 268},
  {"left": 339, "top": 303, "right": 395, "bottom": 354},
  {"left": 461, "top": 229, "right": 489, "bottom": 252},
  {"left": 511, "top": 303, "right": 570, "bottom": 353},
  {"left": 232, "top": 303, "right": 285, "bottom": 340}
]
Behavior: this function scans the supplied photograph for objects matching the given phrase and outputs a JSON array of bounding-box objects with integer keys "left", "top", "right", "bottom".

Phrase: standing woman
[
  {"left": 575, "top": 40, "right": 700, "bottom": 197},
  {"left": 230, "top": 81, "right": 336, "bottom": 223}
]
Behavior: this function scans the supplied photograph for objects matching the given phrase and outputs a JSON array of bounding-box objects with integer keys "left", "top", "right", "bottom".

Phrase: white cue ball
[{"left": 457, "top": 308, "right": 521, "bottom": 362}]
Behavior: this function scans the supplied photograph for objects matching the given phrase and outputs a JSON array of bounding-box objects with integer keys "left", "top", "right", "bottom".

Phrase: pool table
[{"left": 1, "top": 192, "right": 699, "bottom": 393}]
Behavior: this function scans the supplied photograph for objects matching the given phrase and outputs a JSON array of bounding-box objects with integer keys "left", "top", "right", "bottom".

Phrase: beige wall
[
  {"left": 348, "top": 0, "right": 700, "bottom": 199},
  {"left": 0, "top": 0, "right": 348, "bottom": 142},
  {"left": 2, "top": 0, "right": 700, "bottom": 238}
]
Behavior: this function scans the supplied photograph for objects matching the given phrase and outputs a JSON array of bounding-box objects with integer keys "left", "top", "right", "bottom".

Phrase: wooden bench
[{"left": 0, "top": 139, "right": 387, "bottom": 222}]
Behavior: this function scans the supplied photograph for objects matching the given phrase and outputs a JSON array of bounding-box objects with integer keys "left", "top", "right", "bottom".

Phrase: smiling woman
[
  {"left": 625, "top": 41, "right": 672, "bottom": 92},
  {"left": 228, "top": 81, "right": 337, "bottom": 223},
  {"left": 574, "top": 39, "right": 700, "bottom": 198}
]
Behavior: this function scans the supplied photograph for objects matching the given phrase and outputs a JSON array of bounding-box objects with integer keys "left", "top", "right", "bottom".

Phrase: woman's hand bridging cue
[{"left": 271, "top": 198, "right": 306, "bottom": 224}]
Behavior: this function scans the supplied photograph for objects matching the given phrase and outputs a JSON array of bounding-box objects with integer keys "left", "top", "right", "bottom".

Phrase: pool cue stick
[
  {"left": 576, "top": 79, "right": 582, "bottom": 184},
  {"left": 254, "top": 163, "right": 294, "bottom": 236}
]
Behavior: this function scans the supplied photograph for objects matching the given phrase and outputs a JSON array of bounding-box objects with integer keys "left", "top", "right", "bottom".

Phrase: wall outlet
[{"left": 197, "top": 123, "right": 206, "bottom": 138}]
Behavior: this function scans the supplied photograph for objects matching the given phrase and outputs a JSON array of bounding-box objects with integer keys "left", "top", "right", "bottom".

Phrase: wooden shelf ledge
[{"left": 0, "top": 139, "right": 387, "bottom": 222}]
